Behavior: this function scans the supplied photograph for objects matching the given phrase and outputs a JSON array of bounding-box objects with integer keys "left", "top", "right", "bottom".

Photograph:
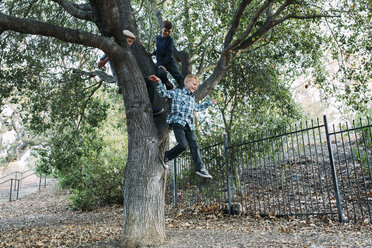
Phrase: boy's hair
[
  {"left": 185, "top": 74, "right": 200, "bottom": 85},
  {"left": 162, "top": 20, "right": 173, "bottom": 30},
  {"left": 123, "top": 30, "right": 136, "bottom": 39}
]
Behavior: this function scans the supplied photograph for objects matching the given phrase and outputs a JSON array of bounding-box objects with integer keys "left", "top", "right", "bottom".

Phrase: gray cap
[{"left": 123, "top": 30, "right": 136, "bottom": 39}]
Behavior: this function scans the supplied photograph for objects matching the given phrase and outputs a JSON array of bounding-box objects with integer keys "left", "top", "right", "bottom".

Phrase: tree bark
[
  {"left": 111, "top": 40, "right": 168, "bottom": 248},
  {"left": 112, "top": 1, "right": 169, "bottom": 246}
]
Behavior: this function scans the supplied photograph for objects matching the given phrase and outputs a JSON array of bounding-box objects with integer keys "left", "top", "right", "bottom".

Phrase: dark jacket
[{"left": 153, "top": 35, "right": 175, "bottom": 67}]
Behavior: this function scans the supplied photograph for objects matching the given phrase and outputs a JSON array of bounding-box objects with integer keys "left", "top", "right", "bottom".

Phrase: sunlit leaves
[{"left": 315, "top": 0, "right": 371, "bottom": 115}]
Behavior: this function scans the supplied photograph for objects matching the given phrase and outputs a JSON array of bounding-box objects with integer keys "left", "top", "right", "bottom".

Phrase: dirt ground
[{"left": 0, "top": 186, "right": 371, "bottom": 248}]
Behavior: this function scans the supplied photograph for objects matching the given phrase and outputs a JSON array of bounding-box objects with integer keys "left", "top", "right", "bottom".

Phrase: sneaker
[
  {"left": 196, "top": 168, "right": 212, "bottom": 179},
  {"left": 153, "top": 107, "right": 164, "bottom": 116},
  {"left": 160, "top": 156, "right": 169, "bottom": 169},
  {"left": 164, "top": 155, "right": 170, "bottom": 163}
]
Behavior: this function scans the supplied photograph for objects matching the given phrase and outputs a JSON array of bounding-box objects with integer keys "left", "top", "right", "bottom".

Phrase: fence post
[
  {"left": 16, "top": 179, "right": 20, "bottom": 200},
  {"left": 224, "top": 134, "right": 232, "bottom": 215},
  {"left": 39, "top": 174, "right": 42, "bottom": 190},
  {"left": 9, "top": 179, "right": 13, "bottom": 201},
  {"left": 14, "top": 172, "right": 18, "bottom": 191},
  {"left": 173, "top": 158, "right": 178, "bottom": 207},
  {"left": 323, "top": 115, "right": 343, "bottom": 222}
]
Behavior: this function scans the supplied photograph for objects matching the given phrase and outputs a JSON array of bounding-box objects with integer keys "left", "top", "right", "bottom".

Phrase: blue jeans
[
  {"left": 157, "top": 61, "right": 184, "bottom": 89},
  {"left": 165, "top": 123, "right": 205, "bottom": 171}
]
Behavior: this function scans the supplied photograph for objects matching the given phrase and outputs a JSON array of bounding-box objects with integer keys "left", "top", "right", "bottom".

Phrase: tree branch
[
  {"left": 196, "top": 64, "right": 216, "bottom": 78},
  {"left": 24, "top": 0, "right": 38, "bottom": 18},
  {"left": 242, "top": 39, "right": 272, "bottom": 54},
  {"left": 0, "top": 12, "right": 115, "bottom": 54},
  {"left": 197, "top": 47, "right": 210, "bottom": 76},
  {"left": 173, "top": 49, "right": 191, "bottom": 76},
  {"left": 77, "top": 80, "right": 104, "bottom": 130},
  {"left": 155, "top": 10, "right": 163, "bottom": 28},
  {"left": 73, "top": 69, "right": 116, "bottom": 84},
  {"left": 73, "top": 3, "right": 92, "bottom": 11},
  {"left": 266, "top": 1, "right": 274, "bottom": 20},
  {"left": 224, "top": 0, "right": 253, "bottom": 48},
  {"left": 234, "top": 11, "right": 339, "bottom": 52},
  {"left": 273, "top": 0, "right": 294, "bottom": 18},
  {"left": 157, "top": 0, "right": 168, "bottom": 7},
  {"left": 194, "top": 53, "right": 232, "bottom": 101},
  {"left": 51, "top": 0, "right": 95, "bottom": 22},
  {"left": 90, "top": 0, "right": 126, "bottom": 47},
  {"left": 223, "top": 0, "right": 273, "bottom": 55},
  {"left": 324, "top": 17, "right": 346, "bottom": 71},
  {"left": 134, "top": 0, "right": 145, "bottom": 15},
  {"left": 273, "top": 13, "right": 341, "bottom": 24}
]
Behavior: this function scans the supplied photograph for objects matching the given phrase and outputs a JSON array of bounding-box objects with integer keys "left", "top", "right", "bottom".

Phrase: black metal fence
[{"left": 165, "top": 115, "right": 372, "bottom": 224}]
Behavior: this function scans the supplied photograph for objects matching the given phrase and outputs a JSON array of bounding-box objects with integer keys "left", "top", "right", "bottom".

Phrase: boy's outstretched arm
[
  {"left": 149, "top": 75, "right": 175, "bottom": 99},
  {"left": 195, "top": 99, "right": 217, "bottom": 112}
]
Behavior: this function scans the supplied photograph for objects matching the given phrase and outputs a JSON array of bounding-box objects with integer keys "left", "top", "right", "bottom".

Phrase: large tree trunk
[
  {"left": 114, "top": 47, "right": 168, "bottom": 246},
  {"left": 122, "top": 140, "right": 166, "bottom": 246},
  {"left": 108, "top": 3, "right": 169, "bottom": 243}
]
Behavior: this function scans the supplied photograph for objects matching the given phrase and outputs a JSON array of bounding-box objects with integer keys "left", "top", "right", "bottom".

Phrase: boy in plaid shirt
[{"left": 149, "top": 74, "right": 217, "bottom": 178}]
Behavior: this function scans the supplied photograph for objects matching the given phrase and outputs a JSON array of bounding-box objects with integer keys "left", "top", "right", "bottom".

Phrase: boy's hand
[
  {"left": 158, "top": 65, "right": 167, "bottom": 72},
  {"left": 98, "top": 57, "right": 110, "bottom": 69},
  {"left": 212, "top": 99, "right": 218, "bottom": 104},
  {"left": 149, "top": 75, "right": 161, "bottom": 83}
]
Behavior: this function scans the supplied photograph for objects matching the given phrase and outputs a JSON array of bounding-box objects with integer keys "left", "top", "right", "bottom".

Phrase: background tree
[
  {"left": 1, "top": 0, "right": 369, "bottom": 247},
  {"left": 317, "top": 1, "right": 371, "bottom": 116}
]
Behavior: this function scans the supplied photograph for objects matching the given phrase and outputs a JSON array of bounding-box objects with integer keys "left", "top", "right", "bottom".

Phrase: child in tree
[
  {"left": 149, "top": 74, "right": 216, "bottom": 178},
  {"left": 150, "top": 20, "right": 184, "bottom": 90},
  {"left": 98, "top": 30, "right": 135, "bottom": 69},
  {"left": 98, "top": 30, "right": 164, "bottom": 116}
]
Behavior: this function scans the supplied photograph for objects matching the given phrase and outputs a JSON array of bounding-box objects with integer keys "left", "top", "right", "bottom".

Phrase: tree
[
  {"left": 195, "top": 39, "right": 309, "bottom": 142},
  {"left": 0, "top": 0, "right": 364, "bottom": 247}
]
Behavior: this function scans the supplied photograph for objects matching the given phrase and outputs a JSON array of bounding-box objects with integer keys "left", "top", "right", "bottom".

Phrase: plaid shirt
[{"left": 155, "top": 83, "right": 212, "bottom": 130}]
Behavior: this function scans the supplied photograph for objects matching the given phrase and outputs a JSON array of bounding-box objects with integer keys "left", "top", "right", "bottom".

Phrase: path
[
  {"left": 0, "top": 171, "right": 57, "bottom": 203},
  {"left": 0, "top": 155, "right": 57, "bottom": 203},
  {"left": 1, "top": 187, "right": 371, "bottom": 247}
]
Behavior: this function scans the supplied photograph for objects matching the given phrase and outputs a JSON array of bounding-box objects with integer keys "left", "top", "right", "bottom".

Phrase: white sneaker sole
[
  {"left": 159, "top": 156, "right": 168, "bottom": 170},
  {"left": 195, "top": 171, "right": 212, "bottom": 179},
  {"left": 161, "top": 161, "right": 168, "bottom": 170}
]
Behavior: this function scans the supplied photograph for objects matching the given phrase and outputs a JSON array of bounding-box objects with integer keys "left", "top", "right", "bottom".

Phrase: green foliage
[
  {"left": 197, "top": 51, "right": 303, "bottom": 145},
  {"left": 353, "top": 111, "right": 372, "bottom": 176},
  {"left": 65, "top": 146, "right": 126, "bottom": 211},
  {"left": 35, "top": 87, "right": 128, "bottom": 211},
  {"left": 0, "top": 2, "right": 126, "bottom": 210},
  {"left": 315, "top": 0, "right": 372, "bottom": 116},
  {"left": 355, "top": 147, "right": 372, "bottom": 176},
  {"left": 0, "top": 157, "right": 5, "bottom": 167},
  {"left": 136, "top": 0, "right": 371, "bottom": 118}
]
